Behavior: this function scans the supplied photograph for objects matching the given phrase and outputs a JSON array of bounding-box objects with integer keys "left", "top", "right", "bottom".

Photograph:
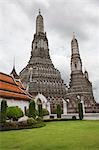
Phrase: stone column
[
  {"left": 81, "top": 96, "right": 85, "bottom": 115},
  {"left": 47, "top": 102, "right": 51, "bottom": 114},
  {"left": 63, "top": 99, "right": 67, "bottom": 115}
]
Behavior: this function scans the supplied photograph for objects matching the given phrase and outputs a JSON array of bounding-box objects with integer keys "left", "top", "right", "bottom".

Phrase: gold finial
[
  {"left": 39, "top": 9, "right": 41, "bottom": 15},
  {"left": 73, "top": 32, "right": 75, "bottom": 39}
]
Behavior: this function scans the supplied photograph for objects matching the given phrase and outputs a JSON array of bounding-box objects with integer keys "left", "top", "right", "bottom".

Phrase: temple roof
[
  {"left": 10, "top": 66, "right": 20, "bottom": 79},
  {"left": 0, "top": 72, "right": 32, "bottom": 101}
]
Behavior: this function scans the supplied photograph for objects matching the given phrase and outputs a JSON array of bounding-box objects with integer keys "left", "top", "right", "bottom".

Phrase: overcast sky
[{"left": 0, "top": 0, "right": 99, "bottom": 102}]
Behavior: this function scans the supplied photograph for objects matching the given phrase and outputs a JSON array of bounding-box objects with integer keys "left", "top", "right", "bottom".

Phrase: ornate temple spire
[
  {"left": 71, "top": 32, "right": 79, "bottom": 55},
  {"left": 30, "top": 10, "right": 49, "bottom": 61},
  {"left": 71, "top": 33, "right": 82, "bottom": 73},
  {"left": 36, "top": 9, "right": 44, "bottom": 34}
]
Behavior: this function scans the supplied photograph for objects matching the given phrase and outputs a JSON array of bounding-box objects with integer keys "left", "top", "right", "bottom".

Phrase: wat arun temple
[{"left": 19, "top": 11, "right": 99, "bottom": 114}]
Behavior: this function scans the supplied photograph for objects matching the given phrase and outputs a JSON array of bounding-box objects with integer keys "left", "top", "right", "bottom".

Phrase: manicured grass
[{"left": 0, "top": 120, "right": 99, "bottom": 150}]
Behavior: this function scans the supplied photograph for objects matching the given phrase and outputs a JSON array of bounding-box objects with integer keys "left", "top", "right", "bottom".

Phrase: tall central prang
[{"left": 20, "top": 11, "right": 66, "bottom": 113}]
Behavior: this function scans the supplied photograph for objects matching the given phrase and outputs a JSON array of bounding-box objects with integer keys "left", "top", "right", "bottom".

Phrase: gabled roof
[
  {"left": 0, "top": 72, "right": 32, "bottom": 101},
  {"left": 10, "top": 66, "right": 20, "bottom": 79}
]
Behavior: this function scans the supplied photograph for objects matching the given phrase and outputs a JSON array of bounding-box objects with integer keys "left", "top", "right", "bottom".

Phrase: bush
[
  {"left": 27, "top": 118, "right": 37, "bottom": 125},
  {"left": 0, "top": 122, "right": 18, "bottom": 131},
  {"left": 36, "top": 116, "right": 43, "bottom": 122},
  {"left": 42, "top": 108, "right": 49, "bottom": 116},
  {"left": 18, "top": 121, "right": 28, "bottom": 128},
  {"left": 0, "top": 120, "right": 45, "bottom": 131},
  {"left": 7, "top": 106, "right": 23, "bottom": 121},
  {"left": 0, "top": 117, "right": 45, "bottom": 131},
  {"left": 32, "top": 122, "right": 45, "bottom": 128},
  {"left": 28, "top": 100, "right": 36, "bottom": 119},
  {"left": 72, "top": 116, "right": 77, "bottom": 120},
  {"left": 0, "top": 100, "right": 7, "bottom": 123},
  {"left": 56, "top": 104, "right": 62, "bottom": 118},
  {"left": 26, "top": 109, "right": 38, "bottom": 117}
]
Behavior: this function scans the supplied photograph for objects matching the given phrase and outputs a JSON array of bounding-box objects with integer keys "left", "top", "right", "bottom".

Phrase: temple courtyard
[{"left": 0, "top": 120, "right": 99, "bottom": 150}]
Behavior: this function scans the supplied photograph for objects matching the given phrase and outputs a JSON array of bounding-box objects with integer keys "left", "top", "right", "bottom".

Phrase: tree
[
  {"left": 56, "top": 104, "right": 62, "bottom": 118},
  {"left": 78, "top": 102, "right": 83, "bottom": 120},
  {"left": 38, "top": 103, "right": 43, "bottom": 118},
  {"left": 0, "top": 100, "right": 7, "bottom": 123},
  {"left": 7, "top": 106, "right": 23, "bottom": 121},
  {"left": 28, "top": 100, "right": 36, "bottom": 119}
]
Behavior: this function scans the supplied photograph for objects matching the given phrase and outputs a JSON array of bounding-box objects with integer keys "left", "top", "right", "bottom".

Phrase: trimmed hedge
[
  {"left": 72, "top": 116, "right": 77, "bottom": 120},
  {"left": 36, "top": 117, "right": 43, "bottom": 122},
  {"left": 27, "top": 118, "right": 37, "bottom": 125},
  {"left": 0, "top": 120, "right": 45, "bottom": 131},
  {"left": 44, "top": 118, "right": 78, "bottom": 122}
]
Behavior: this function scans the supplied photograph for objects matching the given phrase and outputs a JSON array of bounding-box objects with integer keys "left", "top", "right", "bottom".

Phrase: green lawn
[{"left": 0, "top": 120, "right": 99, "bottom": 150}]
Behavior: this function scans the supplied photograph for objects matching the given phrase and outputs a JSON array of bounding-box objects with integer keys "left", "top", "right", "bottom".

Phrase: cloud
[{"left": 0, "top": 0, "right": 99, "bottom": 102}]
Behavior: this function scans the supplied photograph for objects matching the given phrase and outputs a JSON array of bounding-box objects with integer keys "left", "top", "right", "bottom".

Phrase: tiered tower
[
  {"left": 20, "top": 11, "right": 66, "bottom": 113},
  {"left": 66, "top": 33, "right": 98, "bottom": 113}
]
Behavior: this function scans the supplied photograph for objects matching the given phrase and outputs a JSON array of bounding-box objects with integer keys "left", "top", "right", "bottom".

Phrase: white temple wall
[{"left": 0, "top": 98, "right": 29, "bottom": 113}]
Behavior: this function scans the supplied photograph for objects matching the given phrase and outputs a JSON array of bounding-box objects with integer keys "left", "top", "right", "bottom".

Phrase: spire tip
[
  {"left": 39, "top": 9, "right": 41, "bottom": 15},
  {"left": 73, "top": 32, "right": 75, "bottom": 39},
  {"left": 13, "top": 56, "right": 15, "bottom": 69}
]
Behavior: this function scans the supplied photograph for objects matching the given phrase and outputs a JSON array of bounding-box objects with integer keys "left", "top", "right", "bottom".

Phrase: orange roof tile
[
  {"left": 0, "top": 90, "right": 30, "bottom": 100},
  {"left": 0, "top": 81, "right": 24, "bottom": 94},
  {"left": 0, "top": 72, "right": 15, "bottom": 84},
  {"left": 0, "top": 72, "right": 32, "bottom": 101},
  {"left": 16, "top": 80, "right": 26, "bottom": 90}
]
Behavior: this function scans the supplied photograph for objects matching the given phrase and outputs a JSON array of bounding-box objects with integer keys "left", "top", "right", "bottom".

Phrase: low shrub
[
  {"left": 32, "top": 122, "right": 45, "bottom": 128},
  {"left": 72, "top": 116, "right": 77, "bottom": 120},
  {"left": 50, "top": 115, "right": 54, "bottom": 119},
  {"left": 36, "top": 117, "right": 43, "bottom": 122},
  {"left": 0, "top": 122, "right": 18, "bottom": 131},
  {"left": 26, "top": 109, "right": 38, "bottom": 117},
  {"left": 42, "top": 108, "right": 49, "bottom": 116},
  {"left": 18, "top": 121, "right": 28, "bottom": 128},
  {"left": 27, "top": 118, "right": 37, "bottom": 125},
  {"left": 0, "top": 119, "right": 45, "bottom": 131}
]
